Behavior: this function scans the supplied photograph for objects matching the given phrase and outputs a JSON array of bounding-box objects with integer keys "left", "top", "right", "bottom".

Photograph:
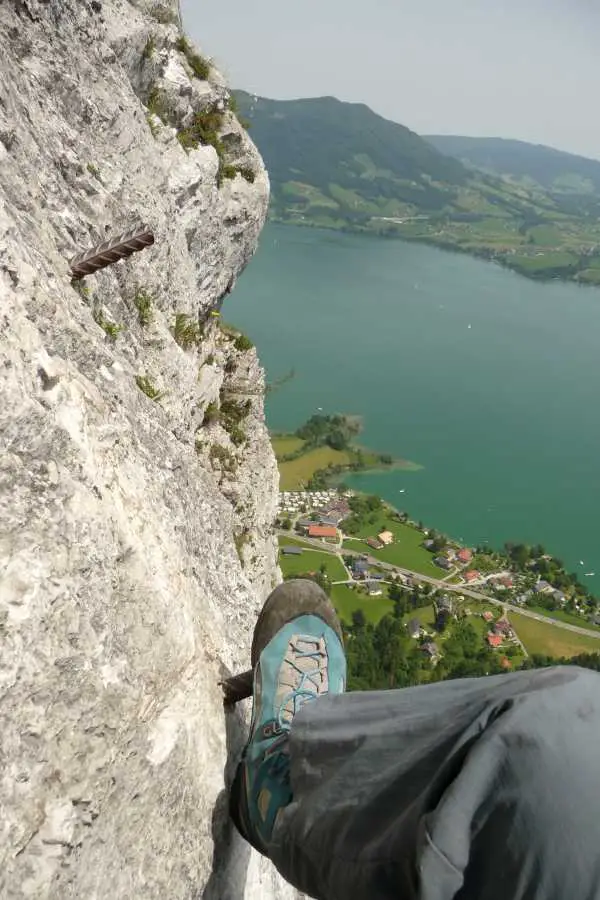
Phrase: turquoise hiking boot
[{"left": 230, "top": 579, "right": 346, "bottom": 854}]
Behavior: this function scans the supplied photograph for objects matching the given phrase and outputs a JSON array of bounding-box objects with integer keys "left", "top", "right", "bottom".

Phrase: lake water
[{"left": 224, "top": 223, "right": 600, "bottom": 583}]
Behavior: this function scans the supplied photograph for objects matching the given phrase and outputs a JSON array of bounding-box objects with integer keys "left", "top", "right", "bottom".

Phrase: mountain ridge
[
  {"left": 425, "top": 134, "right": 600, "bottom": 193},
  {"left": 235, "top": 90, "right": 600, "bottom": 284}
]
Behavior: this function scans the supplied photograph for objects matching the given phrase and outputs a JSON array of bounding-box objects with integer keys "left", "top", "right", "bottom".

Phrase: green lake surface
[{"left": 224, "top": 223, "right": 600, "bottom": 585}]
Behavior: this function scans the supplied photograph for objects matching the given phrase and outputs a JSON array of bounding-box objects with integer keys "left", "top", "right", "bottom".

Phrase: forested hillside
[
  {"left": 235, "top": 90, "right": 600, "bottom": 284},
  {"left": 426, "top": 135, "right": 600, "bottom": 200}
]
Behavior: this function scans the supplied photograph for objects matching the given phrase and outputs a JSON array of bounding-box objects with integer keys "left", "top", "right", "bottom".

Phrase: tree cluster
[
  {"left": 503, "top": 541, "right": 596, "bottom": 609},
  {"left": 295, "top": 414, "right": 361, "bottom": 452},
  {"left": 341, "top": 494, "right": 384, "bottom": 533}
]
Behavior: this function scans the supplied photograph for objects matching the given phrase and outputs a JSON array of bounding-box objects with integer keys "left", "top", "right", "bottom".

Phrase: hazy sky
[{"left": 181, "top": 0, "right": 600, "bottom": 159}]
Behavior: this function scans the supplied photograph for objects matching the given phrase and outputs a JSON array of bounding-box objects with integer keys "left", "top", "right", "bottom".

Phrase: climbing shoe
[{"left": 230, "top": 579, "right": 346, "bottom": 854}]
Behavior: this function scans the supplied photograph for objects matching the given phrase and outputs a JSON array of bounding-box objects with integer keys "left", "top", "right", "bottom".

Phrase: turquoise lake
[{"left": 224, "top": 223, "right": 600, "bottom": 584}]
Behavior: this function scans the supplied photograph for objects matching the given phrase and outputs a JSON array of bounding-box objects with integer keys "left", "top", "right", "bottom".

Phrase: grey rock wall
[{"left": 0, "top": 1, "right": 297, "bottom": 896}]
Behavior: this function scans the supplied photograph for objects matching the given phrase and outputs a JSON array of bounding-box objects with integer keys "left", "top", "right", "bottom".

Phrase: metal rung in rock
[
  {"left": 220, "top": 669, "right": 254, "bottom": 706},
  {"left": 70, "top": 223, "right": 155, "bottom": 279}
]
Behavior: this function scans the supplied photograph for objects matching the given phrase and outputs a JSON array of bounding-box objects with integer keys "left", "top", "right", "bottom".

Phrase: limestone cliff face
[{"left": 0, "top": 1, "right": 294, "bottom": 897}]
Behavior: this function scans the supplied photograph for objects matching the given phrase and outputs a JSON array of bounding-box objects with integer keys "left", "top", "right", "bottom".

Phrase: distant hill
[
  {"left": 234, "top": 91, "right": 600, "bottom": 284},
  {"left": 237, "top": 94, "right": 469, "bottom": 191},
  {"left": 425, "top": 135, "right": 600, "bottom": 195},
  {"left": 234, "top": 91, "right": 473, "bottom": 224}
]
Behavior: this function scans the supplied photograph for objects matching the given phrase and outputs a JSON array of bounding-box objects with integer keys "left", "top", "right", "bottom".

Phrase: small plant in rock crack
[
  {"left": 135, "top": 375, "right": 165, "bottom": 402},
  {"left": 133, "top": 289, "right": 154, "bottom": 326},
  {"left": 233, "top": 332, "right": 253, "bottom": 351},
  {"left": 172, "top": 313, "right": 202, "bottom": 349},
  {"left": 146, "top": 113, "right": 160, "bottom": 138},
  {"left": 202, "top": 401, "right": 220, "bottom": 426},
  {"left": 72, "top": 278, "right": 90, "bottom": 299},
  {"left": 93, "top": 308, "right": 124, "bottom": 341},
  {"left": 239, "top": 166, "right": 255, "bottom": 183},
  {"left": 175, "top": 35, "right": 210, "bottom": 80},
  {"left": 221, "top": 165, "right": 256, "bottom": 184},
  {"left": 142, "top": 34, "right": 156, "bottom": 60},
  {"left": 177, "top": 106, "right": 224, "bottom": 152},
  {"left": 209, "top": 442, "right": 236, "bottom": 473},
  {"left": 147, "top": 86, "right": 170, "bottom": 125},
  {"left": 219, "top": 395, "right": 251, "bottom": 446},
  {"left": 149, "top": 3, "right": 179, "bottom": 24}
]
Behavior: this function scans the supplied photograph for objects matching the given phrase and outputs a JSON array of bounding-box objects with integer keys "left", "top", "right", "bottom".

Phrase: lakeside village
[{"left": 275, "top": 488, "right": 600, "bottom": 666}]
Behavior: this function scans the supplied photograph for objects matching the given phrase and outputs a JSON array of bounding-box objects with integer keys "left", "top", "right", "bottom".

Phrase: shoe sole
[
  {"left": 251, "top": 578, "right": 343, "bottom": 665},
  {"left": 221, "top": 579, "right": 343, "bottom": 705}
]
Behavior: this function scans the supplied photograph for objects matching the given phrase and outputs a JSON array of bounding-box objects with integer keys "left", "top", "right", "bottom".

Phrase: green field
[
  {"left": 343, "top": 518, "right": 443, "bottom": 578},
  {"left": 400, "top": 603, "right": 436, "bottom": 630},
  {"left": 528, "top": 224, "right": 564, "bottom": 245},
  {"left": 273, "top": 436, "right": 409, "bottom": 490},
  {"left": 279, "top": 547, "right": 347, "bottom": 581},
  {"left": 525, "top": 605, "right": 600, "bottom": 632},
  {"left": 508, "top": 612, "right": 600, "bottom": 658},
  {"left": 331, "top": 583, "right": 394, "bottom": 625},
  {"left": 272, "top": 435, "right": 306, "bottom": 459},
  {"left": 509, "top": 251, "right": 579, "bottom": 273},
  {"left": 277, "top": 445, "right": 353, "bottom": 490},
  {"left": 578, "top": 268, "right": 600, "bottom": 284}
]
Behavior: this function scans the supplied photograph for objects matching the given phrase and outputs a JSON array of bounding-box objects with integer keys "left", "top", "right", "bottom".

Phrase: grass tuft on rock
[
  {"left": 175, "top": 35, "right": 210, "bottom": 80},
  {"left": 93, "top": 308, "right": 124, "bottom": 341},
  {"left": 172, "top": 313, "right": 202, "bottom": 349},
  {"left": 135, "top": 375, "right": 164, "bottom": 402},
  {"left": 133, "top": 289, "right": 154, "bottom": 326}
]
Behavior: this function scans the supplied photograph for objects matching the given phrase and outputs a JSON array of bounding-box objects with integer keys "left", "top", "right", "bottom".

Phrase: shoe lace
[{"left": 276, "top": 635, "right": 328, "bottom": 732}]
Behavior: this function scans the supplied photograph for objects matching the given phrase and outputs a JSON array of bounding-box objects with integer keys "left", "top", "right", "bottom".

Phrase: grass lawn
[
  {"left": 525, "top": 605, "right": 600, "bottom": 632},
  {"left": 527, "top": 224, "right": 564, "bottom": 245},
  {"left": 344, "top": 518, "right": 442, "bottom": 578},
  {"left": 279, "top": 548, "right": 347, "bottom": 582},
  {"left": 464, "top": 611, "right": 493, "bottom": 640},
  {"left": 510, "top": 251, "right": 578, "bottom": 273},
  {"left": 471, "top": 553, "right": 503, "bottom": 574},
  {"left": 508, "top": 612, "right": 600, "bottom": 659},
  {"left": 401, "top": 604, "right": 436, "bottom": 630},
  {"left": 331, "top": 583, "right": 394, "bottom": 625},
  {"left": 278, "top": 446, "right": 352, "bottom": 490},
  {"left": 271, "top": 434, "right": 305, "bottom": 459},
  {"left": 281, "top": 181, "right": 339, "bottom": 209},
  {"left": 578, "top": 268, "right": 600, "bottom": 284}
]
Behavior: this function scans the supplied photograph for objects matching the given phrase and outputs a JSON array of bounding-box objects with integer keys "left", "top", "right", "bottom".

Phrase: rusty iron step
[
  {"left": 220, "top": 669, "right": 253, "bottom": 706},
  {"left": 70, "top": 223, "right": 155, "bottom": 279}
]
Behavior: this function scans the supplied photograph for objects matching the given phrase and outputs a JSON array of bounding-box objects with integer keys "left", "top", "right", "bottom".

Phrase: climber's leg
[
  {"left": 267, "top": 665, "right": 600, "bottom": 900},
  {"left": 230, "top": 579, "right": 346, "bottom": 855}
]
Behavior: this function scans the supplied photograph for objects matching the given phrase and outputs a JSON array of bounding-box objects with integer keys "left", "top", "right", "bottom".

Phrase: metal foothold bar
[
  {"left": 220, "top": 669, "right": 254, "bottom": 706},
  {"left": 70, "top": 223, "right": 155, "bottom": 279}
]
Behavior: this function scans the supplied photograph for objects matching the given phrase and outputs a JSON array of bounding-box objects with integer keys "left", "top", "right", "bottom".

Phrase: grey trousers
[{"left": 268, "top": 666, "right": 600, "bottom": 900}]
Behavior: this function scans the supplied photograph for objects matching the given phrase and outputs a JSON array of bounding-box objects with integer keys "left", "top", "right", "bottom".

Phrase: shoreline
[
  {"left": 269, "top": 215, "right": 600, "bottom": 288},
  {"left": 271, "top": 429, "right": 421, "bottom": 490}
]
